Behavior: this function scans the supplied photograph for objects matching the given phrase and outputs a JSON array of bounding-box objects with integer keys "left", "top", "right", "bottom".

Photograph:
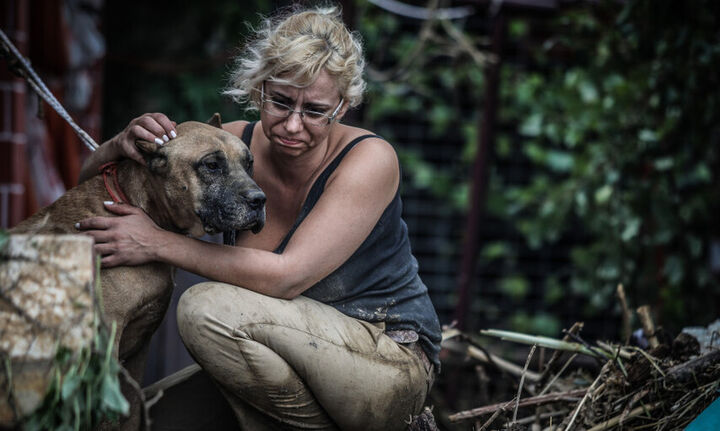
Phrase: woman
[{"left": 78, "top": 5, "right": 441, "bottom": 430}]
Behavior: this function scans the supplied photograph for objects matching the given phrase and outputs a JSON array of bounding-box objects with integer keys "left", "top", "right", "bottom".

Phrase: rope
[{"left": 0, "top": 27, "right": 99, "bottom": 151}]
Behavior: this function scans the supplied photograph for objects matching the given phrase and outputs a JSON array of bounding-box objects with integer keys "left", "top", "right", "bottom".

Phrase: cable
[{"left": 0, "top": 27, "right": 99, "bottom": 152}]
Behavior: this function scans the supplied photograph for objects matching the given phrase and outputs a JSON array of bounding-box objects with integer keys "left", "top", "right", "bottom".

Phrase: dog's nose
[{"left": 244, "top": 189, "right": 266, "bottom": 210}]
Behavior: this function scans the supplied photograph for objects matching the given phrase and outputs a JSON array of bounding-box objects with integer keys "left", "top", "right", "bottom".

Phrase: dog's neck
[{"left": 111, "top": 160, "right": 184, "bottom": 234}]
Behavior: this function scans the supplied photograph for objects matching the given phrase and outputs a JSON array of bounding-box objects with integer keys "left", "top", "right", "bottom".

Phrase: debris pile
[{"left": 440, "top": 287, "right": 719, "bottom": 430}]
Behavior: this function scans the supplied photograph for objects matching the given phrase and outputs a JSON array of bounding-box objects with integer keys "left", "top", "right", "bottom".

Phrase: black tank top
[{"left": 241, "top": 122, "right": 442, "bottom": 369}]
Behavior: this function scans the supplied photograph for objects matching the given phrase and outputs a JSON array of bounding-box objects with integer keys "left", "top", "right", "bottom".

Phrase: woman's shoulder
[
  {"left": 332, "top": 124, "right": 399, "bottom": 185},
  {"left": 223, "top": 120, "right": 251, "bottom": 138},
  {"left": 336, "top": 124, "right": 394, "bottom": 158}
]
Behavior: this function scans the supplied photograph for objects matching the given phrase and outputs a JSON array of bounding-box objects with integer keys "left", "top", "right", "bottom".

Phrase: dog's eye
[{"left": 204, "top": 160, "right": 220, "bottom": 171}]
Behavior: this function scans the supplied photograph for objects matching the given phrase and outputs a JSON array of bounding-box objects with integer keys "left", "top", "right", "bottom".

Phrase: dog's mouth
[
  {"left": 199, "top": 212, "right": 265, "bottom": 235},
  {"left": 197, "top": 205, "right": 265, "bottom": 236}
]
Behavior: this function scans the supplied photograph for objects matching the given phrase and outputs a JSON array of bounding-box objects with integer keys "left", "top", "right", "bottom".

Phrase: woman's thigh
[{"left": 177, "top": 282, "right": 428, "bottom": 431}]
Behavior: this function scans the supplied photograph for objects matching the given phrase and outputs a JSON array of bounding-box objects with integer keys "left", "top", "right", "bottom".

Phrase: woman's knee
[
  {"left": 176, "top": 282, "right": 279, "bottom": 342},
  {"left": 177, "top": 283, "right": 214, "bottom": 345}
]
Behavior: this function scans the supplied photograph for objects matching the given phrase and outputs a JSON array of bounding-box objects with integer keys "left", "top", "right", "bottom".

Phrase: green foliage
[
  {"left": 495, "top": 0, "right": 720, "bottom": 328},
  {"left": 357, "top": 0, "right": 483, "bottom": 213},
  {"left": 23, "top": 322, "right": 128, "bottom": 430},
  {"left": 359, "top": 0, "right": 720, "bottom": 331},
  {"left": 0, "top": 229, "right": 7, "bottom": 253}
]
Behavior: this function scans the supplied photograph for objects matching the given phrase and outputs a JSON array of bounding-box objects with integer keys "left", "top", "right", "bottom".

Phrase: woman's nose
[{"left": 284, "top": 111, "right": 304, "bottom": 132}]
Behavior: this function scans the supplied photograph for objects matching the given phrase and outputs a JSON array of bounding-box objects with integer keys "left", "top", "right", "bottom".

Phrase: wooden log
[
  {"left": 664, "top": 349, "right": 720, "bottom": 385},
  {"left": 0, "top": 234, "right": 95, "bottom": 426}
]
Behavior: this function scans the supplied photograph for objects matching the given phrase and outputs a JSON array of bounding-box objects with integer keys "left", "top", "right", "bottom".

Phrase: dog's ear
[
  {"left": 207, "top": 113, "right": 223, "bottom": 129},
  {"left": 135, "top": 139, "right": 168, "bottom": 174}
]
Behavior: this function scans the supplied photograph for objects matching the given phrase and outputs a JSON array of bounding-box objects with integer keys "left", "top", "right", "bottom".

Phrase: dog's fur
[{"left": 11, "top": 116, "right": 265, "bottom": 429}]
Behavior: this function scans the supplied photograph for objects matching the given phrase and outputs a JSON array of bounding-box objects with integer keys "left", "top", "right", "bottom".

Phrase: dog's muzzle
[
  {"left": 244, "top": 189, "right": 266, "bottom": 234},
  {"left": 198, "top": 185, "right": 266, "bottom": 237}
]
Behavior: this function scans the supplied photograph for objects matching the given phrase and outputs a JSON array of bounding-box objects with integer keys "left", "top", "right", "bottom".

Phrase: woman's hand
[
  {"left": 111, "top": 113, "right": 178, "bottom": 166},
  {"left": 76, "top": 202, "right": 166, "bottom": 267},
  {"left": 79, "top": 113, "right": 177, "bottom": 183}
]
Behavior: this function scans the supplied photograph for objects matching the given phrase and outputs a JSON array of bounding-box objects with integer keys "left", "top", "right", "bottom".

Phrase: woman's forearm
[
  {"left": 153, "top": 230, "right": 302, "bottom": 299},
  {"left": 78, "top": 137, "right": 122, "bottom": 183}
]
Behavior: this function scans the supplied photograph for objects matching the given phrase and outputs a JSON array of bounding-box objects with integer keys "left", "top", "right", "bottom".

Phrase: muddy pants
[{"left": 175, "top": 282, "right": 432, "bottom": 430}]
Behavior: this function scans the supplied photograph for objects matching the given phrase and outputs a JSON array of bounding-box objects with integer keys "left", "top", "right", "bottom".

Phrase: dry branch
[
  {"left": 637, "top": 306, "right": 659, "bottom": 348},
  {"left": 616, "top": 284, "right": 632, "bottom": 345},
  {"left": 448, "top": 389, "right": 587, "bottom": 422},
  {"left": 586, "top": 402, "right": 662, "bottom": 431}
]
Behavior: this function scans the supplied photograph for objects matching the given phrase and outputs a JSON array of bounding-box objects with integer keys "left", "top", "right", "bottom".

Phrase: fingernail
[
  {"left": 154, "top": 138, "right": 164, "bottom": 145},
  {"left": 104, "top": 201, "right": 114, "bottom": 205},
  {"left": 163, "top": 134, "right": 169, "bottom": 142},
  {"left": 74, "top": 222, "right": 80, "bottom": 229},
  {"left": 170, "top": 130, "right": 177, "bottom": 138}
]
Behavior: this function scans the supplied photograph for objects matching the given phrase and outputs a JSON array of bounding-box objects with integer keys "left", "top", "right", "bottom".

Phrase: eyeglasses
[{"left": 260, "top": 83, "right": 344, "bottom": 128}]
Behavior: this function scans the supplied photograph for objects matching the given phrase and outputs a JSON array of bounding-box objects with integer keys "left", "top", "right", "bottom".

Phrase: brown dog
[{"left": 10, "top": 115, "right": 265, "bottom": 429}]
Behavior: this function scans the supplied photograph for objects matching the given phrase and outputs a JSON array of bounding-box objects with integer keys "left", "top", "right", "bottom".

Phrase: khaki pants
[{"left": 176, "top": 282, "right": 431, "bottom": 431}]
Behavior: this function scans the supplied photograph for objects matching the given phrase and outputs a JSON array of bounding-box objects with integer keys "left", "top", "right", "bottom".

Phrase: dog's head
[{"left": 135, "top": 114, "right": 265, "bottom": 238}]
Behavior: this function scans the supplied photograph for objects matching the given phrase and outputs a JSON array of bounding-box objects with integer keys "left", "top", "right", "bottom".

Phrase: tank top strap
[
  {"left": 241, "top": 121, "right": 256, "bottom": 147},
  {"left": 274, "top": 133, "right": 381, "bottom": 253}
]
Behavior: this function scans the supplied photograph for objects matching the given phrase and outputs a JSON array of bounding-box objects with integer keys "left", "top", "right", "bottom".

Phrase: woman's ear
[{"left": 334, "top": 101, "right": 350, "bottom": 123}]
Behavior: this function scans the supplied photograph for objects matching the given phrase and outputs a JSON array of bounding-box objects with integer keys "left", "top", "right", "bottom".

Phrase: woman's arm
[
  {"left": 78, "top": 136, "right": 399, "bottom": 299},
  {"left": 78, "top": 113, "right": 177, "bottom": 183}
]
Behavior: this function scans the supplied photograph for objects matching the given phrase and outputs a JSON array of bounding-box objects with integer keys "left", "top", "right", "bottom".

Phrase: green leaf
[
  {"left": 520, "top": 113, "right": 543, "bottom": 137},
  {"left": 546, "top": 150, "right": 574, "bottom": 172},
  {"left": 544, "top": 278, "right": 564, "bottom": 304},
  {"left": 0, "top": 229, "right": 8, "bottom": 253},
  {"left": 594, "top": 185, "right": 613, "bottom": 204},
  {"left": 429, "top": 104, "right": 452, "bottom": 136},
  {"left": 499, "top": 276, "right": 530, "bottom": 301},
  {"left": 663, "top": 255, "right": 684, "bottom": 285},
  {"left": 100, "top": 374, "right": 129, "bottom": 415},
  {"left": 653, "top": 157, "right": 674, "bottom": 171},
  {"left": 61, "top": 372, "right": 81, "bottom": 401},
  {"left": 579, "top": 80, "right": 598, "bottom": 103},
  {"left": 509, "top": 19, "right": 528, "bottom": 38},
  {"left": 621, "top": 218, "right": 641, "bottom": 242},
  {"left": 481, "top": 242, "right": 512, "bottom": 260},
  {"left": 638, "top": 129, "right": 658, "bottom": 142}
]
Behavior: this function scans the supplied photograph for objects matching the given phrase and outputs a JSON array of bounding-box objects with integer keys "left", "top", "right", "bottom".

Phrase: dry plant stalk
[{"left": 636, "top": 305, "right": 659, "bottom": 348}]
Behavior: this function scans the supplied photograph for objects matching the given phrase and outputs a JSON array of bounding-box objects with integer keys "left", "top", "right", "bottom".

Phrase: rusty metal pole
[
  {"left": 452, "top": 12, "right": 506, "bottom": 331},
  {"left": 0, "top": 0, "right": 29, "bottom": 228}
]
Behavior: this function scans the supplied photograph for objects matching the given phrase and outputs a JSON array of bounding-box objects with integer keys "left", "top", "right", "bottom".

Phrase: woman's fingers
[
  {"left": 76, "top": 216, "right": 113, "bottom": 231},
  {"left": 75, "top": 203, "right": 159, "bottom": 268},
  {"left": 149, "top": 113, "right": 177, "bottom": 140},
  {"left": 133, "top": 113, "right": 177, "bottom": 143}
]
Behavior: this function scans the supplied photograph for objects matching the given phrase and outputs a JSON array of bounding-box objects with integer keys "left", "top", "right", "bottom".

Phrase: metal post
[{"left": 453, "top": 13, "right": 506, "bottom": 330}]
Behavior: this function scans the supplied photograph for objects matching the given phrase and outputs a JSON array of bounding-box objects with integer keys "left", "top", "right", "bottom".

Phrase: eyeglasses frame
[{"left": 260, "top": 82, "right": 344, "bottom": 126}]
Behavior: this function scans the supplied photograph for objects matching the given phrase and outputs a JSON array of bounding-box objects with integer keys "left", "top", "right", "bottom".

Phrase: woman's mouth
[{"left": 278, "top": 136, "right": 303, "bottom": 147}]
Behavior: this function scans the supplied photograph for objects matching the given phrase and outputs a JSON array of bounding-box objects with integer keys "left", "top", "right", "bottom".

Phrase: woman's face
[{"left": 260, "top": 69, "right": 346, "bottom": 157}]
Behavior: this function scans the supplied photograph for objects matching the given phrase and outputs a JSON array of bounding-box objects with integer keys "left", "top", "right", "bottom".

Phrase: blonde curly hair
[{"left": 224, "top": 5, "right": 366, "bottom": 110}]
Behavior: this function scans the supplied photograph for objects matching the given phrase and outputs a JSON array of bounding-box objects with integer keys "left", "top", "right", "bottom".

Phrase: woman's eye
[
  {"left": 304, "top": 111, "right": 325, "bottom": 119},
  {"left": 271, "top": 99, "right": 291, "bottom": 109}
]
